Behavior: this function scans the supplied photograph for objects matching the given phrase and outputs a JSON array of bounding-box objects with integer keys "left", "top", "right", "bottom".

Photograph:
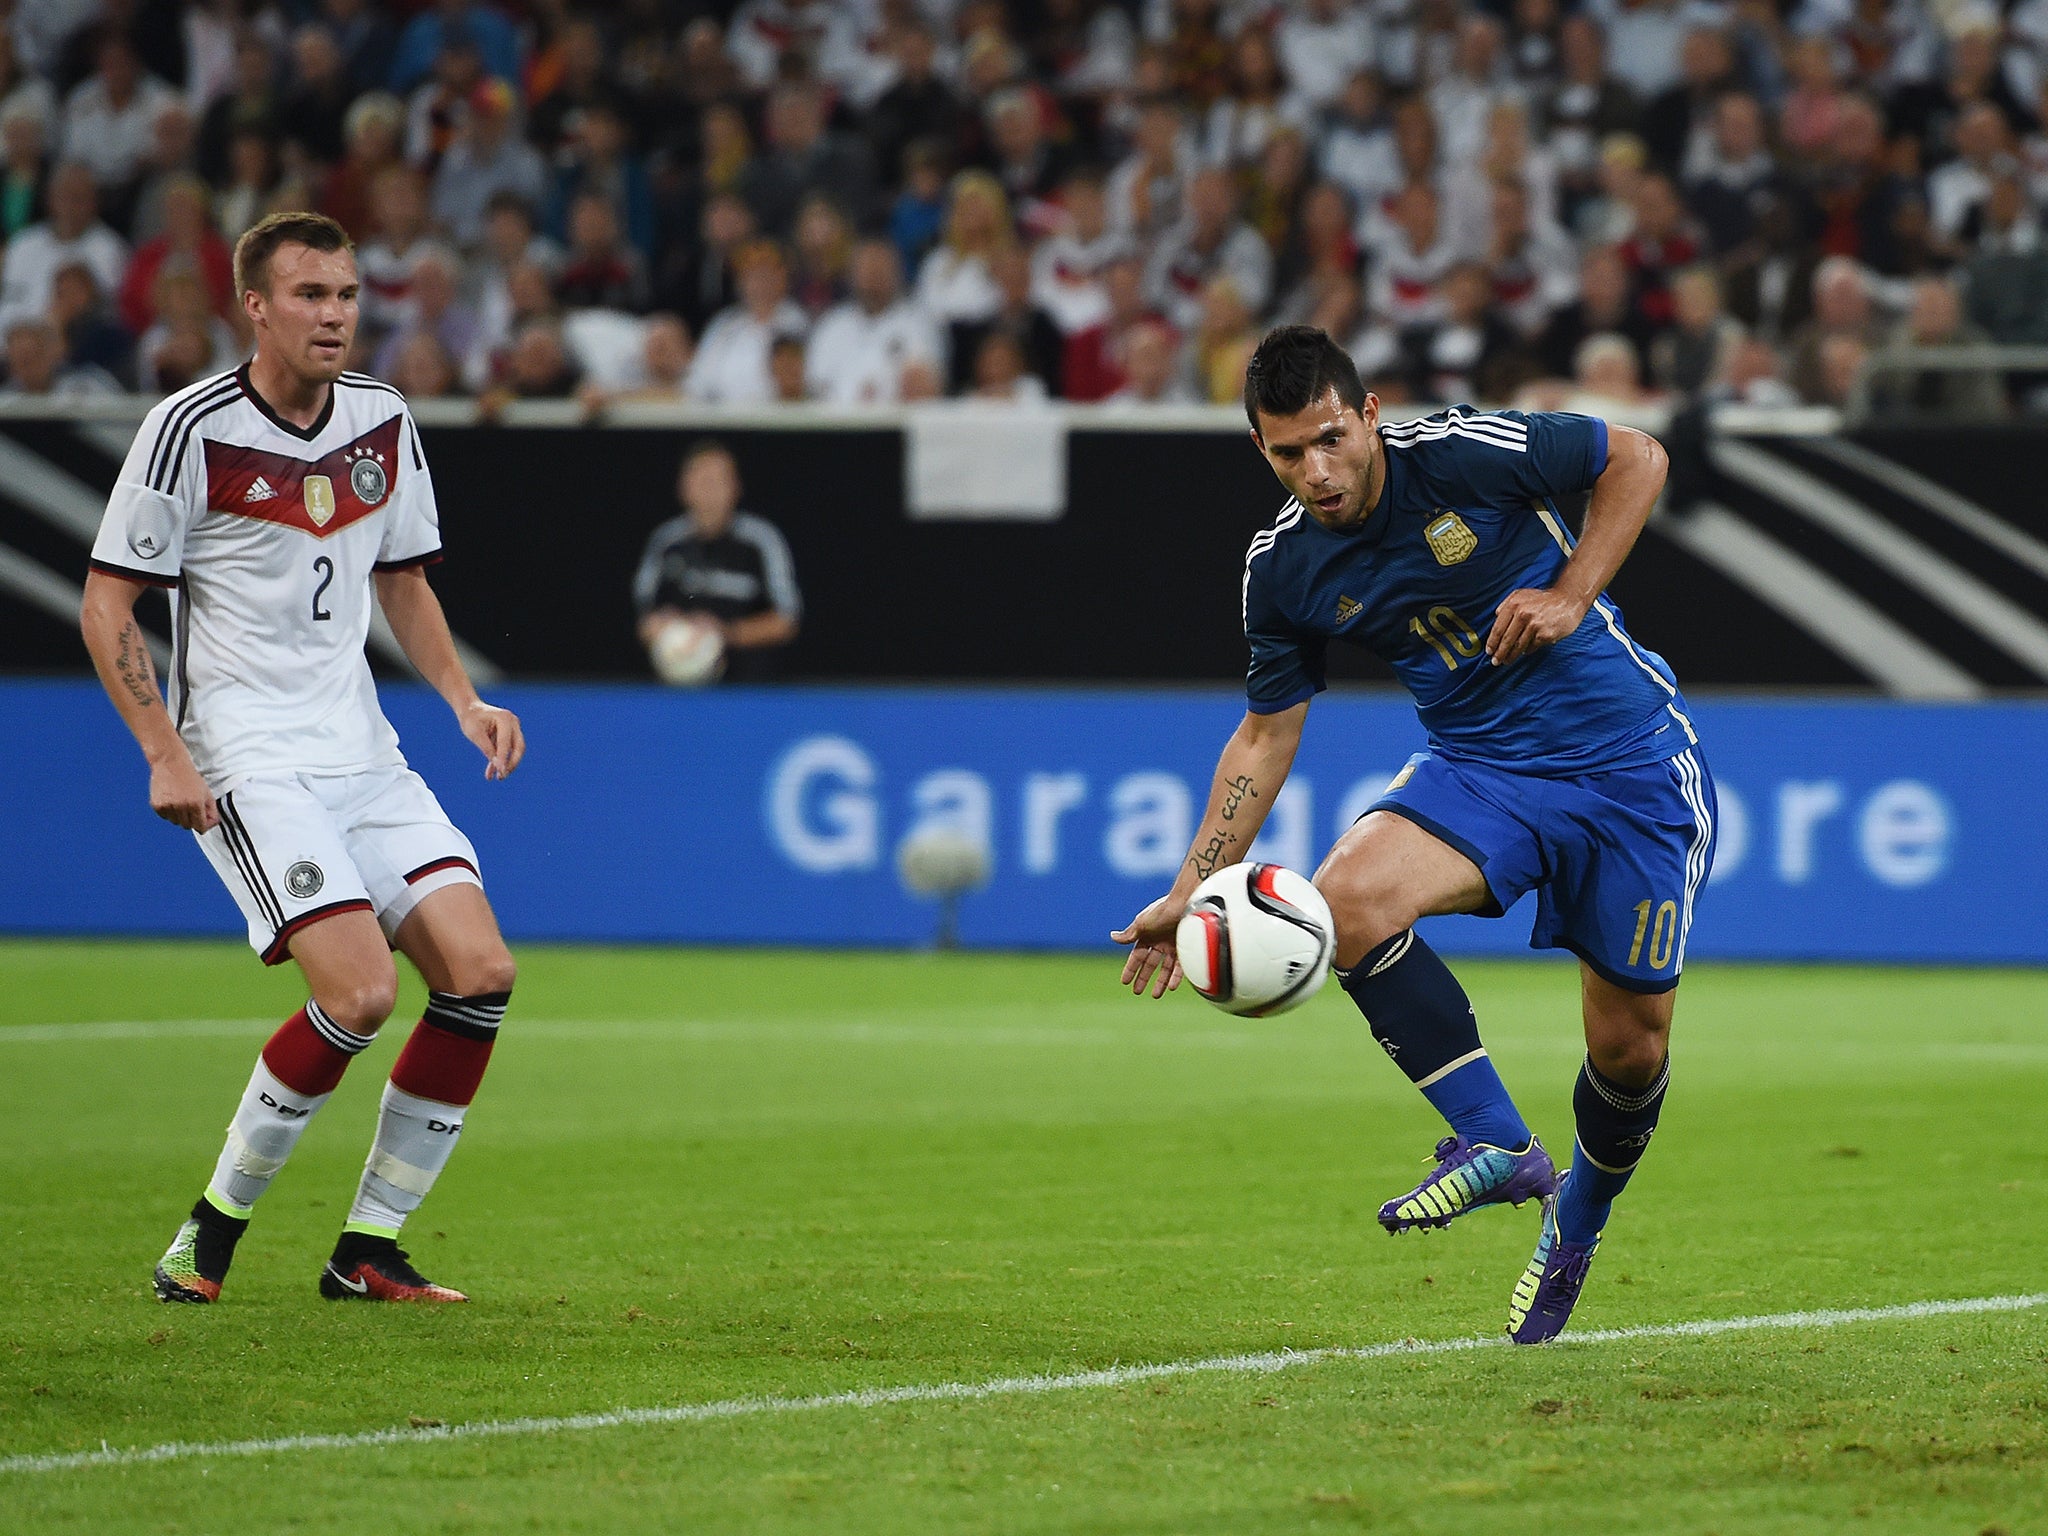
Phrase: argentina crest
[{"left": 1424, "top": 509, "right": 1478, "bottom": 566}]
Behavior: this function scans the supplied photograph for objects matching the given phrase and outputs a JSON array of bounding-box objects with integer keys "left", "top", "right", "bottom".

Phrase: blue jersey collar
[{"left": 1347, "top": 432, "right": 1399, "bottom": 549}]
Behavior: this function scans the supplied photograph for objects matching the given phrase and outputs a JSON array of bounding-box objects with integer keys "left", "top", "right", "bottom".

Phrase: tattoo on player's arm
[
  {"left": 112, "top": 620, "right": 159, "bottom": 710},
  {"left": 1189, "top": 777, "right": 1261, "bottom": 878},
  {"left": 1189, "top": 829, "right": 1238, "bottom": 880},
  {"left": 1219, "top": 775, "right": 1258, "bottom": 821}
]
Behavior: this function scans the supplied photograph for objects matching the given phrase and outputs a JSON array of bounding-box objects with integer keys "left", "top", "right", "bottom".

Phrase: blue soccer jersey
[{"left": 1243, "top": 406, "right": 1697, "bottom": 776}]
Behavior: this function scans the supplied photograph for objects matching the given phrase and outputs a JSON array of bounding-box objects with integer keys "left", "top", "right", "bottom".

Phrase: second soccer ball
[
  {"left": 649, "top": 614, "right": 726, "bottom": 686},
  {"left": 1175, "top": 863, "right": 1335, "bottom": 1017}
]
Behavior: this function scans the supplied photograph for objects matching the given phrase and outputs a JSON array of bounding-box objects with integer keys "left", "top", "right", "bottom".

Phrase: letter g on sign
[{"left": 767, "top": 735, "right": 881, "bottom": 873}]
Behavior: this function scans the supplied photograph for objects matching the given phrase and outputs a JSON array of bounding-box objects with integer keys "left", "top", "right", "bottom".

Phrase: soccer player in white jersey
[{"left": 80, "top": 212, "right": 525, "bottom": 1305}]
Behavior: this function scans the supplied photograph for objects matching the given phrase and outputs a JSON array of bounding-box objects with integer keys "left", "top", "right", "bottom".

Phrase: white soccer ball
[
  {"left": 1175, "top": 862, "right": 1336, "bottom": 1017},
  {"left": 649, "top": 614, "right": 725, "bottom": 686}
]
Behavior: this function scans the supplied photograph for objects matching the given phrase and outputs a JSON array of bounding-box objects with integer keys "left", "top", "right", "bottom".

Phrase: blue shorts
[{"left": 1371, "top": 747, "right": 1718, "bottom": 993}]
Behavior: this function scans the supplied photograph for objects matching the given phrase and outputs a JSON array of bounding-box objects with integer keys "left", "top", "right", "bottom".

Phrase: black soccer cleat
[
  {"left": 319, "top": 1231, "right": 468, "bottom": 1303},
  {"left": 152, "top": 1198, "right": 250, "bottom": 1304}
]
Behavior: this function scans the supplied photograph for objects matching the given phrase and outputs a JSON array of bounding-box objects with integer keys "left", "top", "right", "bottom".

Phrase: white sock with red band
[
  {"left": 344, "top": 1083, "right": 467, "bottom": 1236},
  {"left": 342, "top": 990, "right": 507, "bottom": 1237},
  {"left": 206, "top": 1001, "right": 373, "bottom": 1213}
]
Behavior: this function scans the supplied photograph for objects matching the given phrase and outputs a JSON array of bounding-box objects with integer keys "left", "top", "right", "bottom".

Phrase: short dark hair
[
  {"left": 1243, "top": 325, "right": 1366, "bottom": 431},
  {"left": 234, "top": 211, "right": 353, "bottom": 298},
  {"left": 681, "top": 438, "right": 732, "bottom": 472}
]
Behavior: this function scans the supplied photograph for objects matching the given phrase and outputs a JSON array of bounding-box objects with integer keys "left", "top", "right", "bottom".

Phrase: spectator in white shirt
[
  {"left": 1320, "top": 68, "right": 1400, "bottom": 212},
  {"left": 686, "top": 237, "right": 809, "bottom": 404},
  {"left": 578, "top": 312, "right": 698, "bottom": 412},
  {"left": 60, "top": 32, "right": 177, "bottom": 198},
  {"left": 1277, "top": 0, "right": 1378, "bottom": 116},
  {"left": 1145, "top": 165, "right": 1274, "bottom": 332},
  {"left": 0, "top": 161, "right": 126, "bottom": 334},
  {"left": 1205, "top": 27, "right": 1305, "bottom": 169},
  {"left": 725, "top": 0, "right": 875, "bottom": 99},
  {"left": 806, "top": 237, "right": 942, "bottom": 404},
  {"left": 631, "top": 313, "right": 694, "bottom": 397},
  {"left": 469, "top": 191, "right": 562, "bottom": 364},
  {"left": 1583, "top": 0, "right": 1720, "bottom": 101},
  {"left": 1030, "top": 166, "right": 1132, "bottom": 334},
  {"left": 1107, "top": 97, "right": 1195, "bottom": 244},
  {"left": 1366, "top": 179, "right": 1462, "bottom": 328},
  {"left": 1485, "top": 177, "right": 1580, "bottom": 335},
  {"left": 373, "top": 244, "right": 481, "bottom": 381},
  {"left": 1927, "top": 101, "right": 2009, "bottom": 243},
  {"left": 1430, "top": 14, "right": 1510, "bottom": 171},
  {"left": 0, "top": 30, "right": 56, "bottom": 137},
  {"left": 914, "top": 169, "right": 1011, "bottom": 326},
  {"left": 357, "top": 164, "right": 432, "bottom": 339}
]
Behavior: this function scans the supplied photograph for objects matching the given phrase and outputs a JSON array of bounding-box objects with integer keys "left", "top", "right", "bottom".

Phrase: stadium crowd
[{"left": 0, "top": 0, "right": 2044, "bottom": 414}]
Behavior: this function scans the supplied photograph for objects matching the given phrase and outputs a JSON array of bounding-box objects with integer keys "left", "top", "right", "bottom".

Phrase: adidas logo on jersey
[
  {"left": 244, "top": 476, "right": 279, "bottom": 503},
  {"left": 1334, "top": 595, "right": 1362, "bottom": 624}
]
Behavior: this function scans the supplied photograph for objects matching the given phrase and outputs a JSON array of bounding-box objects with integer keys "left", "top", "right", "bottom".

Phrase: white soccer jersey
[{"left": 90, "top": 366, "right": 442, "bottom": 787}]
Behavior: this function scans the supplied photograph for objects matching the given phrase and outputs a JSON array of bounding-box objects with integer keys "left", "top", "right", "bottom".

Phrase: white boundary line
[{"left": 4, "top": 1293, "right": 2039, "bottom": 1477}]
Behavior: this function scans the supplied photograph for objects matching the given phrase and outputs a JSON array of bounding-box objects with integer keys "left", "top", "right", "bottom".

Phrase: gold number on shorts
[
  {"left": 1648, "top": 900, "right": 1678, "bottom": 971},
  {"left": 1629, "top": 898, "right": 1680, "bottom": 970},
  {"left": 1407, "top": 606, "right": 1482, "bottom": 670}
]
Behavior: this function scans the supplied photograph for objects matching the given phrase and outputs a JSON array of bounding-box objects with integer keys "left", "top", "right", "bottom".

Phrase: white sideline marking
[
  {"left": 3, "top": 1294, "right": 2039, "bottom": 1476},
  {"left": 8, "top": 1017, "right": 2046, "bottom": 1064}
]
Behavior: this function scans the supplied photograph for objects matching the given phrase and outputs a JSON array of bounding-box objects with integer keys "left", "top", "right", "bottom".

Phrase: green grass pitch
[{"left": 2, "top": 940, "right": 2044, "bottom": 1534}]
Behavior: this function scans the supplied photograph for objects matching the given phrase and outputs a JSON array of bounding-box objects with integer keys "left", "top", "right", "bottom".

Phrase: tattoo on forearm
[
  {"left": 111, "top": 620, "right": 159, "bottom": 710},
  {"left": 1187, "top": 777, "right": 1261, "bottom": 879},
  {"left": 1219, "top": 775, "right": 1257, "bottom": 821},
  {"left": 1188, "top": 829, "right": 1237, "bottom": 880}
]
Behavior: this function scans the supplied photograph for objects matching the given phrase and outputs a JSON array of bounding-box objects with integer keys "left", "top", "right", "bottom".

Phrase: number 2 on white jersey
[{"left": 311, "top": 556, "right": 334, "bottom": 621}]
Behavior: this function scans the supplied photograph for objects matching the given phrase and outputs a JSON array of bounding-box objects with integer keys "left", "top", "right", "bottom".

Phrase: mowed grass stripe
[
  {"left": 0, "top": 1013, "right": 1285, "bottom": 1049},
  {"left": 5, "top": 1293, "right": 2040, "bottom": 1477}
]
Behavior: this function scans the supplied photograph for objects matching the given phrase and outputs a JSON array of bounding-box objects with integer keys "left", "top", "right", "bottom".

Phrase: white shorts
[{"left": 196, "top": 765, "right": 483, "bottom": 964}]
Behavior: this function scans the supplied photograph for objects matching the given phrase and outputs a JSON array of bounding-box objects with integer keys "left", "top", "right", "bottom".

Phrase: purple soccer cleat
[
  {"left": 1376, "top": 1134, "right": 1557, "bottom": 1234},
  {"left": 1506, "top": 1179, "right": 1600, "bottom": 1344}
]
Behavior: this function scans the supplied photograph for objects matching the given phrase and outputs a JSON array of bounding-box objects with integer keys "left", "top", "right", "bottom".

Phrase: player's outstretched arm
[
  {"left": 79, "top": 570, "right": 219, "bottom": 832},
  {"left": 374, "top": 566, "right": 526, "bottom": 780},
  {"left": 1487, "top": 424, "right": 1669, "bottom": 667},
  {"left": 1111, "top": 702, "right": 1307, "bottom": 998}
]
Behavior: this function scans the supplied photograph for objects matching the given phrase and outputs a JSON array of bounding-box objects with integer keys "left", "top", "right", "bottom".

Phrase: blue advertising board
[{"left": 2, "top": 680, "right": 2042, "bottom": 962}]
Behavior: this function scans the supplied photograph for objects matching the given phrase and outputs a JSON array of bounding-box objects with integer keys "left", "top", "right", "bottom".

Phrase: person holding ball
[{"left": 632, "top": 440, "right": 803, "bottom": 685}]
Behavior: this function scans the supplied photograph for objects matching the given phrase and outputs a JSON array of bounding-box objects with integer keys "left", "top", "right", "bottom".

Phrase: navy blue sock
[
  {"left": 1338, "top": 929, "right": 1530, "bottom": 1151},
  {"left": 1556, "top": 1054, "right": 1669, "bottom": 1244}
]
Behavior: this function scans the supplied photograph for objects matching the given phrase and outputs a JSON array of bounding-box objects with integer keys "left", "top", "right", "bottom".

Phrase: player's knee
[
  {"left": 1588, "top": 1021, "right": 1668, "bottom": 1089},
  {"left": 1313, "top": 866, "right": 1419, "bottom": 956},
  {"left": 446, "top": 944, "right": 516, "bottom": 998},
  {"left": 320, "top": 972, "right": 399, "bottom": 1034}
]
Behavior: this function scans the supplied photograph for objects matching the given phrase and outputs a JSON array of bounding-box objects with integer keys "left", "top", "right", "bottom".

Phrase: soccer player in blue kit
[{"left": 1113, "top": 327, "right": 1716, "bottom": 1342}]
